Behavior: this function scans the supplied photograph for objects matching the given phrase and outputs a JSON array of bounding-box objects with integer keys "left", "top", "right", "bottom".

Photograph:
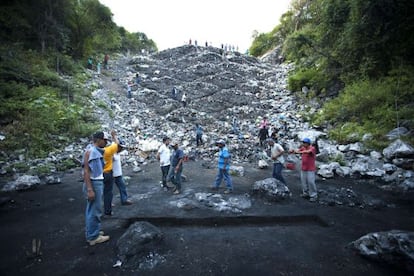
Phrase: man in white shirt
[
  {"left": 268, "top": 138, "right": 286, "bottom": 184},
  {"left": 112, "top": 140, "right": 132, "bottom": 205},
  {"left": 156, "top": 137, "right": 171, "bottom": 190}
]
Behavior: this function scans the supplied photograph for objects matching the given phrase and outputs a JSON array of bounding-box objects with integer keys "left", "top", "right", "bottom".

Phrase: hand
[{"left": 87, "top": 189, "right": 95, "bottom": 201}]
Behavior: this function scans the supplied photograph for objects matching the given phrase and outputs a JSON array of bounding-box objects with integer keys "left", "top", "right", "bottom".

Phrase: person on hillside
[
  {"left": 112, "top": 139, "right": 133, "bottom": 205},
  {"left": 157, "top": 137, "right": 172, "bottom": 190},
  {"left": 103, "top": 54, "right": 109, "bottom": 69},
  {"left": 171, "top": 86, "right": 177, "bottom": 99},
  {"left": 195, "top": 123, "right": 203, "bottom": 146},
  {"left": 258, "top": 116, "right": 269, "bottom": 147},
  {"left": 258, "top": 126, "right": 269, "bottom": 147},
  {"left": 259, "top": 116, "right": 269, "bottom": 129},
  {"left": 135, "top": 73, "right": 141, "bottom": 86},
  {"left": 169, "top": 140, "right": 184, "bottom": 195},
  {"left": 82, "top": 131, "right": 110, "bottom": 246},
  {"left": 87, "top": 57, "right": 93, "bottom": 70},
  {"left": 181, "top": 93, "right": 187, "bottom": 107},
  {"left": 103, "top": 130, "right": 120, "bottom": 216},
  {"left": 96, "top": 61, "right": 101, "bottom": 75},
  {"left": 211, "top": 139, "right": 233, "bottom": 194},
  {"left": 127, "top": 83, "right": 132, "bottom": 99},
  {"left": 267, "top": 138, "right": 286, "bottom": 184},
  {"left": 289, "top": 138, "right": 318, "bottom": 202}
]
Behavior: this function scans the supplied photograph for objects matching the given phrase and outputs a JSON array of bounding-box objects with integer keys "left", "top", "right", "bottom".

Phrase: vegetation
[
  {"left": 251, "top": 0, "right": 414, "bottom": 147},
  {"left": 0, "top": 0, "right": 157, "bottom": 159}
]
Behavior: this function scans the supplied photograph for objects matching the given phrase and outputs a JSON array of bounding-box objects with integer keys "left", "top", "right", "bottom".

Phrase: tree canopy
[
  {"left": 0, "top": 0, "right": 157, "bottom": 159},
  {"left": 250, "top": 0, "right": 414, "bottom": 146}
]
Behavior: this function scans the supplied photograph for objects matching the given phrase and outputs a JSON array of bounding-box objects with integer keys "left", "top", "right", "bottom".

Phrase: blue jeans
[
  {"left": 114, "top": 175, "right": 128, "bottom": 203},
  {"left": 214, "top": 168, "right": 233, "bottom": 189},
  {"left": 84, "top": 179, "right": 103, "bottom": 241},
  {"left": 103, "top": 172, "right": 114, "bottom": 215},
  {"left": 170, "top": 166, "right": 183, "bottom": 191},
  {"left": 273, "top": 162, "right": 286, "bottom": 184}
]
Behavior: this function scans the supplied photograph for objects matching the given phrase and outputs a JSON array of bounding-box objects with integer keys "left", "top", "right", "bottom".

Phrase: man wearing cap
[
  {"left": 212, "top": 140, "right": 233, "bottom": 194},
  {"left": 112, "top": 139, "right": 133, "bottom": 205},
  {"left": 267, "top": 138, "right": 286, "bottom": 184},
  {"left": 157, "top": 137, "right": 172, "bottom": 190},
  {"left": 103, "top": 130, "right": 120, "bottom": 216},
  {"left": 169, "top": 140, "right": 184, "bottom": 194},
  {"left": 82, "top": 131, "right": 110, "bottom": 245},
  {"left": 289, "top": 138, "right": 318, "bottom": 202}
]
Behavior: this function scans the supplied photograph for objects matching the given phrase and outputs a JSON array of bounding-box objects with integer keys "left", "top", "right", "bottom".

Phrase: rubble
[{"left": 1, "top": 45, "right": 413, "bottom": 193}]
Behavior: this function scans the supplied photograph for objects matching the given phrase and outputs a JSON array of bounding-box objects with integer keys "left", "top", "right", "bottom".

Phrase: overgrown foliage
[
  {"left": 251, "top": 0, "right": 414, "bottom": 147},
  {"left": 0, "top": 0, "right": 157, "bottom": 158}
]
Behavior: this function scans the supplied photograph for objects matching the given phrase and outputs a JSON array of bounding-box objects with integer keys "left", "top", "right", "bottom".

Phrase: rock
[
  {"left": 116, "top": 221, "right": 164, "bottom": 268},
  {"left": 2, "top": 175, "right": 41, "bottom": 192},
  {"left": 349, "top": 230, "right": 414, "bottom": 272},
  {"left": 230, "top": 165, "right": 244, "bottom": 176},
  {"left": 383, "top": 139, "right": 414, "bottom": 160},
  {"left": 386, "top": 127, "right": 409, "bottom": 140},
  {"left": 258, "top": 159, "right": 269, "bottom": 169},
  {"left": 251, "top": 178, "right": 291, "bottom": 201}
]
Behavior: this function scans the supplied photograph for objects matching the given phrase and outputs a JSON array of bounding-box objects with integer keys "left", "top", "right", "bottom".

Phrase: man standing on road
[
  {"left": 157, "top": 137, "right": 172, "bottom": 190},
  {"left": 195, "top": 123, "right": 203, "bottom": 146},
  {"left": 112, "top": 139, "right": 133, "bottom": 205},
  {"left": 267, "top": 138, "right": 286, "bottom": 184},
  {"left": 103, "top": 130, "right": 120, "bottom": 216},
  {"left": 289, "top": 137, "right": 318, "bottom": 202},
  {"left": 211, "top": 139, "right": 233, "bottom": 194},
  {"left": 82, "top": 131, "right": 110, "bottom": 245},
  {"left": 169, "top": 140, "right": 184, "bottom": 195}
]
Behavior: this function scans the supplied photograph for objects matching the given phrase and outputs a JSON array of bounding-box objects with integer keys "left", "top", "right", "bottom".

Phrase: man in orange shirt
[{"left": 103, "top": 130, "right": 120, "bottom": 216}]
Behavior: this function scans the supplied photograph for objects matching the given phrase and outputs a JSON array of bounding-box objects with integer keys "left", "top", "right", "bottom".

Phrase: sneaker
[
  {"left": 88, "top": 235, "right": 110, "bottom": 246},
  {"left": 122, "top": 200, "right": 133, "bottom": 205},
  {"left": 309, "top": 196, "right": 318, "bottom": 202},
  {"left": 99, "top": 231, "right": 104, "bottom": 236},
  {"left": 224, "top": 189, "right": 233, "bottom": 194},
  {"left": 104, "top": 211, "right": 113, "bottom": 216},
  {"left": 173, "top": 190, "right": 180, "bottom": 195},
  {"left": 300, "top": 193, "right": 310, "bottom": 199}
]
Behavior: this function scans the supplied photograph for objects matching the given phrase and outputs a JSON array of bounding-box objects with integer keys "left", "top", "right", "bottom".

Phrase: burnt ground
[{"left": 0, "top": 160, "right": 413, "bottom": 276}]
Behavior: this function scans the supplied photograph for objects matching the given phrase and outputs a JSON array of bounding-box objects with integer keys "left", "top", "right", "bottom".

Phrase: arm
[{"left": 83, "top": 150, "right": 95, "bottom": 201}]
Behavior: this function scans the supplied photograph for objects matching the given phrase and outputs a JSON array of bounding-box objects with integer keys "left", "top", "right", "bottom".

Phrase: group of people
[
  {"left": 86, "top": 54, "right": 109, "bottom": 72},
  {"left": 82, "top": 130, "right": 132, "bottom": 246},
  {"left": 82, "top": 127, "right": 317, "bottom": 246}
]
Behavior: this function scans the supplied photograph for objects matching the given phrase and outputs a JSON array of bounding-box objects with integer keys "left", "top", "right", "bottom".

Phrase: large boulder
[
  {"left": 116, "top": 221, "right": 164, "bottom": 268},
  {"left": 251, "top": 178, "right": 291, "bottom": 201},
  {"left": 349, "top": 230, "right": 414, "bottom": 272},
  {"left": 383, "top": 139, "right": 414, "bottom": 160}
]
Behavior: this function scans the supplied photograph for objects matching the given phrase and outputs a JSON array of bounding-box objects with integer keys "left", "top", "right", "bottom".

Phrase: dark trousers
[
  {"left": 161, "top": 165, "right": 170, "bottom": 186},
  {"left": 196, "top": 134, "right": 203, "bottom": 146},
  {"left": 103, "top": 171, "right": 114, "bottom": 215}
]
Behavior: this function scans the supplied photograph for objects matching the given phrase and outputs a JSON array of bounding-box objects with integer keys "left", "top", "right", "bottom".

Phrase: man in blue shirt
[
  {"left": 170, "top": 140, "right": 184, "bottom": 195},
  {"left": 195, "top": 124, "right": 203, "bottom": 146},
  {"left": 212, "top": 139, "right": 233, "bottom": 194}
]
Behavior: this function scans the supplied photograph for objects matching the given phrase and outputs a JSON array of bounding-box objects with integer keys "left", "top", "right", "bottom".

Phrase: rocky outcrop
[{"left": 350, "top": 230, "right": 414, "bottom": 272}]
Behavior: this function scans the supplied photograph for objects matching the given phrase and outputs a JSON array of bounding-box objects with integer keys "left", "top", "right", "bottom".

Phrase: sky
[{"left": 99, "top": 0, "right": 292, "bottom": 52}]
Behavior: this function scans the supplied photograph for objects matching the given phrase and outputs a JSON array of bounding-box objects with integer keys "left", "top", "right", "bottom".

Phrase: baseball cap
[
  {"left": 118, "top": 138, "right": 128, "bottom": 148},
  {"left": 302, "top": 138, "right": 311, "bottom": 144},
  {"left": 93, "top": 131, "right": 110, "bottom": 140}
]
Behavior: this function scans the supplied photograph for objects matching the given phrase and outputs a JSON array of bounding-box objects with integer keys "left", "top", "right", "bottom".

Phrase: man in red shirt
[{"left": 290, "top": 138, "right": 318, "bottom": 202}]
